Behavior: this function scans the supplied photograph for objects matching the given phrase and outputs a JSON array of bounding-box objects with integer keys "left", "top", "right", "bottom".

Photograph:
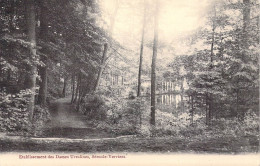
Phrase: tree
[
  {"left": 24, "top": 0, "right": 37, "bottom": 121},
  {"left": 94, "top": 0, "right": 119, "bottom": 92},
  {"left": 225, "top": 0, "right": 258, "bottom": 119},
  {"left": 38, "top": 0, "right": 48, "bottom": 106},
  {"left": 137, "top": 1, "right": 147, "bottom": 97},
  {"left": 150, "top": 0, "right": 159, "bottom": 126},
  {"left": 94, "top": 43, "right": 108, "bottom": 91},
  {"left": 206, "top": 5, "right": 216, "bottom": 125},
  {"left": 167, "top": 0, "right": 259, "bottom": 125}
]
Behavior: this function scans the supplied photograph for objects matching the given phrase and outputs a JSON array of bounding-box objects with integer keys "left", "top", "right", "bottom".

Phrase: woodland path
[{"left": 41, "top": 97, "right": 115, "bottom": 139}]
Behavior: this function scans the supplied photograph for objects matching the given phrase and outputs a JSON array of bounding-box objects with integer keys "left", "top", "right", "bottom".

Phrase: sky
[
  {"left": 99, "top": 0, "right": 211, "bottom": 67},
  {"left": 100, "top": 0, "right": 209, "bottom": 44}
]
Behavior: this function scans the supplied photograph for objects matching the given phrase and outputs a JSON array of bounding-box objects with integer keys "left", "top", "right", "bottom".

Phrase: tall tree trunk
[
  {"left": 76, "top": 73, "right": 81, "bottom": 111},
  {"left": 150, "top": 0, "right": 159, "bottom": 126},
  {"left": 208, "top": 5, "right": 216, "bottom": 123},
  {"left": 238, "top": 0, "right": 251, "bottom": 120},
  {"left": 180, "top": 77, "right": 184, "bottom": 112},
  {"left": 38, "top": 0, "right": 48, "bottom": 106},
  {"left": 62, "top": 76, "right": 68, "bottom": 97},
  {"left": 243, "top": 0, "right": 250, "bottom": 47},
  {"left": 73, "top": 73, "right": 80, "bottom": 103},
  {"left": 25, "top": 0, "right": 37, "bottom": 121},
  {"left": 71, "top": 74, "right": 75, "bottom": 103},
  {"left": 94, "top": 1, "right": 119, "bottom": 92},
  {"left": 77, "top": 73, "right": 83, "bottom": 111},
  {"left": 94, "top": 43, "right": 108, "bottom": 91},
  {"left": 137, "top": 2, "right": 146, "bottom": 97},
  {"left": 38, "top": 66, "right": 47, "bottom": 106}
]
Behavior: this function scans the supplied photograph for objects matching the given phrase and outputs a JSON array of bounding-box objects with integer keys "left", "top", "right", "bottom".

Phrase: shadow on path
[{"left": 42, "top": 97, "right": 115, "bottom": 139}]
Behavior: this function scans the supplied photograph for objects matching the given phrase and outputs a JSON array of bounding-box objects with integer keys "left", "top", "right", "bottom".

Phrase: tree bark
[
  {"left": 38, "top": 0, "right": 48, "bottom": 107},
  {"left": 71, "top": 74, "right": 75, "bottom": 103},
  {"left": 208, "top": 5, "right": 216, "bottom": 123},
  {"left": 94, "top": 43, "right": 108, "bottom": 91},
  {"left": 76, "top": 73, "right": 82, "bottom": 111},
  {"left": 73, "top": 73, "right": 80, "bottom": 103},
  {"left": 25, "top": 0, "right": 37, "bottom": 121},
  {"left": 237, "top": 0, "right": 250, "bottom": 120},
  {"left": 150, "top": 0, "right": 159, "bottom": 126},
  {"left": 94, "top": 0, "right": 118, "bottom": 92},
  {"left": 38, "top": 66, "right": 47, "bottom": 106},
  {"left": 243, "top": 0, "right": 250, "bottom": 47},
  {"left": 180, "top": 77, "right": 184, "bottom": 112},
  {"left": 62, "top": 76, "right": 68, "bottom": 97},
  {"left": 137, "top": 2, "right": 146, "bottom": 97}
]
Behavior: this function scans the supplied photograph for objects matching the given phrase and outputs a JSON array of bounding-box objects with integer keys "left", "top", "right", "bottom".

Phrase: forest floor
[
  {"left": 0, "top": 98, "right": 259, "bottom": 153},
  {"left": 41, "top": 97, "right": 116, "bottom": 139}
]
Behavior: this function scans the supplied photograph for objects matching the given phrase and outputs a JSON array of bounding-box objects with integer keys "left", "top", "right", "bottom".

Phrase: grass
[{"left": 0, "top": 134, "right": 258, "bottom": 153}]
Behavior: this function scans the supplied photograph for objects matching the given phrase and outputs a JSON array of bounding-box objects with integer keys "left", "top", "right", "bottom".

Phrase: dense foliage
[
  {"left": 167, "top": 0, "right": 259, "bottom": 124},
  {"left": 0, "top": 0, "right": 259, "bottom": 153},
  {"left": 0, "top": 0, "right": 109, "bottom": 135}
]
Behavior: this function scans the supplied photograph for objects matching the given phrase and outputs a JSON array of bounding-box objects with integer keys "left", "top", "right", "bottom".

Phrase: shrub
[
  {"left": 111, "top": 98, "right": 143, "bottom": 135},
  {"left": 79, "top": 93, "right": 107, "bottom": 120},
  {"left": 210, "top": 111, "right": 259, "bottom": 138},
  {"left": 0, "top": 90, "right": 31, "bottom": 133},
  {"left": 79, "top": 91, "right": 145, "bottom": 135},
  {"left": 0, "top": 90, "right": 51, "bottom": 136}
]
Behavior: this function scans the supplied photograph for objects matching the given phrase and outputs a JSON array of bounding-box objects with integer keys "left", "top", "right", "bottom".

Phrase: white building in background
[
  {"left": 140, "top": 73, "right": 189, "bottom": 109},
  {"left": 159, "top": 78, "right": 188, "bottom": 108}
]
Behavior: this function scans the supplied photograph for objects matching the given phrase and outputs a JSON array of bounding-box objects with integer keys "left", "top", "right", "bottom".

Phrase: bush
[
  {"left": 138, "top": 106, "right": 196, "bottom": 137},
  {"left": 0, "top": 90, "right": 31, "bottom": 133},
  {"left": 210, "top": 111, "right": 259, "bottom": 137},
  {"left": 0, "top": 90, "right": 51, "bottom": 136},
  {"left": 78, "top": 91, "right": 145, "bottom": 135},
  {"left": 110, "top": 98, "right": 143, "bottom": 135},
  {"left": 79, "top": 93, "right": 107, "bottom": 120},
  {"left": 138, "top": 107, "right": 259, "bottom": 140}
]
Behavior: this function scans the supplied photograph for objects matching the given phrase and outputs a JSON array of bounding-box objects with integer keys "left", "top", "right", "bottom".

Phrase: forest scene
[{"left": 0, "top": 0, "right": 259, "bottom": 153}]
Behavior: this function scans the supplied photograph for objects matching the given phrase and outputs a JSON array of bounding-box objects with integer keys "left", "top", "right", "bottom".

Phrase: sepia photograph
[{"left": 0, "top": 0, "right": 259, "bottom": 165}]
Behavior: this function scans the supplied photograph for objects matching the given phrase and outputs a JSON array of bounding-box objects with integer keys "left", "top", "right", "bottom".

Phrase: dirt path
[
  {"left": 46, "top": 97, "right": 86, "bottom": 128},
  {"left": 42, "top": 97, "right": 115, "bottom": 139}
]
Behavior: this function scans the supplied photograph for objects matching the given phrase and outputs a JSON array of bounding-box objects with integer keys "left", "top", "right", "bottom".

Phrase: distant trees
[
  {"left": 94, "top": 0, "right": 119, "bottom": 92},
  {"left": 168, "top": 0, "right": 259, "bottom": 125}
]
